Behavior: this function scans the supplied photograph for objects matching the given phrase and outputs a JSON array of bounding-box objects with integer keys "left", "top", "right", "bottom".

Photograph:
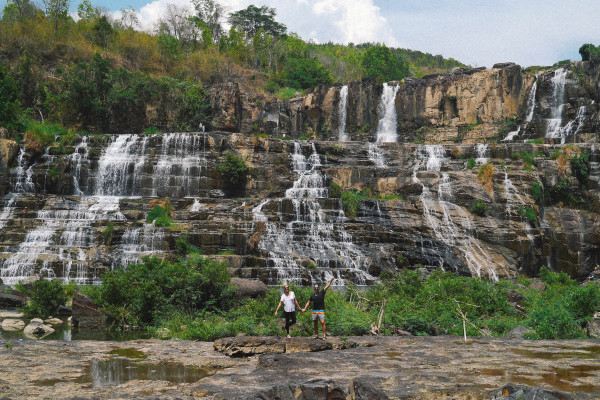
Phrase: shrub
[
  {"left": 17, "top": 280, "right": 73, "bottom": 318},
  {"left": 24, "top": 122, "right": 56, "bottom": 153},
  {"left": 517, "top": 206, "right": 537, "bottom": 225},
  {"left": 466, "top": 157, "right": 476, "bottom": 170},
  {"left": 570, "top": 153, "right": 590, "bottom": 186},
  {"left": 88, "top": 255, "right": 234, "bottom": 329},
  {"left": 264, "top": 80, "right": 280, "bottom": 94},
  {"left": 284, "top": 57, "right": 333, "bottom": 89},
  {"left": 341, "top": 190, "right": 366, "bottom": 218},
  {"left": 143, "top": 126, "right": 160, "bottom": 135},
  {"left": 146, "top": 205, "right": 172, "bottom": 227},
  {"left": 216, "top": 152, "right": 249, "bottom": 195},
  {"left": 470, "top": 199, "right": 488, "bottom": 216},
  {"left": 477, "top": 163, "right": 494, "bottom": 194},
  {"left": 0, "top": 67, "right": 20, "bottom": 130},
  {"left": 526, "top": 139, "right": 544, "bottom": 144},
  {"left": 329, "top": 182, "right": 342, "bottom": 198},
  {"left": 101, "top": 222, "right": 114, "bottom": 247}
]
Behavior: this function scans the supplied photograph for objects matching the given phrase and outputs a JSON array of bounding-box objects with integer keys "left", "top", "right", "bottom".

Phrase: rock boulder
[
  {"left": 23, "top": 319, "right": 55, "bottom": 338},
  {"left": 230, "top": 278, "right": 268, "bottom": 298},
  {"left": 1, "top": 319, "right": 25, "bottom": 331}
]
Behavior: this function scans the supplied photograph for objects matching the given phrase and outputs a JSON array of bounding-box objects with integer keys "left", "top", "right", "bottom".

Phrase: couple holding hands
[{"left": 274, "top": 277, "right": 335, "bottom": 339}]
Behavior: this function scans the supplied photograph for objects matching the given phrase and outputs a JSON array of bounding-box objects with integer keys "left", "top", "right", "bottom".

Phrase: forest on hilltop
[{"left": 0, "top": 0, "right": 465, "bottom": 135}]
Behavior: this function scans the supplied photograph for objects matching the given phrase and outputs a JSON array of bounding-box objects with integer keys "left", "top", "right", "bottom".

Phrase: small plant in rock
[
  {"left": 329, "top": 182, "right": 342, "bottom": 198},
  {"left": 216, "top": 152, "right": 249, "bottom": 195},
  {"left": 531, "top": 182, "right": 543, "bottom": 203},
  {"left": 102, "top": 222, "right": 114, "bottom": 247},
  {"left": 517, "top": 206, "right": 537, "bottom": 225},
  {"left": 570, "top": 153, "right": 590, "bottom": 187},
  {"left": 5, "top": 342, "right": 13, "bottom": 350},
  {"left": 466, "top": 157, "right": 476, "bottom": 170},
  {"left": 470, "top": 200, "right": 488, "bottom": 216},
  {"left": 477, "top": 163, "right": 494, "bottom": 194},
  {"left": 146, "top": 206, "right": 173, "bottom": 227}
]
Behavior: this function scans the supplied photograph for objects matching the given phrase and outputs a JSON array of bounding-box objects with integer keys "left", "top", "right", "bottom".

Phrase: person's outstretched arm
[
  {"left": 294, "top": 297, "right": 302, "bottom": 311},
  {"left": 302, "top": 299, "right": 311, "bottom": 313},
  {"left": 274, "top": 300, "right": 283, "bottom": 317},
  {"left": 323, "top": 277, "right": 335, "bottom": 292}
]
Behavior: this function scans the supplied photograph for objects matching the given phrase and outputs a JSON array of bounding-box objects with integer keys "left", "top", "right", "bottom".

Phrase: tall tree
[
  {"left": 41, "top": 0, "right": 70, "bottom": 31},
  {"left": 2, "top": 0, "right": 39, "bottom": 21},
  {"left": 191, "top": 0, "right": 226, "bottom": 48},
  {"left": 228, "top": 5, "right": 286, "bottom": 38},
  {"left": 157, "top": 4, "right": 197, "bottom": 43},
  {"left": 77, "top": 0, "right": 98, "bottom": 21},
  {"left": 119, "top": 7, "right": 140, "bottom": 30}
]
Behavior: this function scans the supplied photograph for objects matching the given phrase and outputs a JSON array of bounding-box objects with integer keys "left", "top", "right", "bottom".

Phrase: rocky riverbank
[{"left": 1, "top": 335, "right": 599, "bottom": 399}]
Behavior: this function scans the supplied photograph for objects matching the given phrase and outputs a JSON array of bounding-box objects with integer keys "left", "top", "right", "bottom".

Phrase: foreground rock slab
[
  {"left": 214, "top": 336, "right": 357, "bottom": 357},
  {"left": 0, "top": 336, "right": 599, "bottom": 399}
]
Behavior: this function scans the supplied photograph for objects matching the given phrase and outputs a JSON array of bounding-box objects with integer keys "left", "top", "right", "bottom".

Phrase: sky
[{"left": 68, "top": 0, "right": 599, "bottom": 67}]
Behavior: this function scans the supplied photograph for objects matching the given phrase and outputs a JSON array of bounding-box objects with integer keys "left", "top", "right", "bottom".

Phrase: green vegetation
[
  {"left": 477, "top": 163, "right": 494, "bottom": 193},
  {"left": 570, "top": 153, "right": 590, "bottom": 187},
  {"left": 579, "top": 43, "right": 600, "bottom": 64},
  {"left": 466, "top": 157, "right": 476, "bottom": 170},
  {"left": 101, "top": 222, "right": 114, "bottom": 247},
  {"left": 526, "top": 139, "right": 544, "bottom": 144},
  {"left": 517, "top": 206, "right": 537, "bottom": 226},
  {"left": 87, "top": 255, "right": 234, "bottom": 329},
  {"left": 17, "top": 279, "right": 76, "bottom": 318},
  {"left": 531, "top": 182, "right": 543, "bottom": 203},
  {"left": 175, "top": 235, "right": 202, "bottom": 256},
  {"left": 0, "top": 1, "right": 465, "bottom": 138},
  {"left": 216, "top": 152, "right": 249, "bottom": 194},
  {"left": 512, "top": 151, "right": 537, "bottom": 169},
  {"left": 331, "top": 186, "right": 402, "bottom": 218},
  {"left": 89, "top": 262, "right": 600, "bottom": 341},
  {"left": 470, "top": 200, "right": 488, "bottom": 216},
  {"left": 146, "top": 205, "right": 173, "bottom": 227}
]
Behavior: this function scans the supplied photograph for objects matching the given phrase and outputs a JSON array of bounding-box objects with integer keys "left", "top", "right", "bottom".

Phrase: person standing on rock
[
  {"left": 302, "top": 277, "right": 335, "bottom": 339},
  {"left": 274, "top": 283, "right": 302, "bottom": 338}
]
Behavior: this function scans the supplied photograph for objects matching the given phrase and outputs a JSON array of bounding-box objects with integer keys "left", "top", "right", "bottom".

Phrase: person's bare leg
[
  {"left": 313, "top": 320, "right": 318, "bottom": 338},
  {"left": 321, "top": 320, "right": 326, "bottom": 338}
]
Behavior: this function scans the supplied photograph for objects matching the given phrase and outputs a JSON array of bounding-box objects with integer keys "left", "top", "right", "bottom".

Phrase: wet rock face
[{"left": 2, "top": 134, "right": 600, "bottom": 285}]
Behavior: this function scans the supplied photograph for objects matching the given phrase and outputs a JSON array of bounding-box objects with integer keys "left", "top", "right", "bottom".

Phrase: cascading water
[
  {"left": 0, "top": 197, "right": 125, "bottom": 285},
  {"left": 475, "top": 143, "right": 489, "bottom": 164},
  {"left": 545, "top": 68, "right": 568, "bottom": 140},
  {"left": 338, "top": 85, "right": 349, "bottom": 142},
  {"left": 503, "top": 76, "right": 538, "bottom": 142},
  {"left": 414, "top": 145, "right": 498, "bottom": 280},
  {"left": 113, "top": 226, "right": 166, "bottom": 268},
  {"left": 253, "top": 142, "right": 372, "bottom": 285},
  {"left": 152, "top": 133, "right": 206, "bottom": 197},
  {"left": 70, "top": 136, "right": 90, "bottom": 196},
  {"left": 368, "top": 143, "right": 388, "bottom": 168},
  {"left": 13, "top": 148, "right": 35, "bottom": 193},
  {"left": 376, "top": 83, "right": 400, "bottom": 143}
]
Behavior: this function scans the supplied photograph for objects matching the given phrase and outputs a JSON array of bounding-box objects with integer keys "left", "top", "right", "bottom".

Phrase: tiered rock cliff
[{"left": 1, "top": 61, "right": 600, "bottom": 286}]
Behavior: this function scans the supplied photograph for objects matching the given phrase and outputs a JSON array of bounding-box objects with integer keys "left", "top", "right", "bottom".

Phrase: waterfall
[
  {"left": 71, "top": 136, "right": 90, "bottom": 196},
  {"left": 414, "top": 145, "right": 498, "bottom": 280},
  {"left": 152, "top": 133, "right": 205, "bottom": 197},
  {"left": 13, "top": 148, "right": 35, "bottom": 193},
  {"left": 368, "top": 143, "right": 388, "bottom": 168},
  {"left": 113, "top": 226, "right": 166, "bottom": 268},
  {"left": 503, "top": 172, "right": 535, "bottom": 256},
  {"left": 338, "top": 85, "right": 349, "bottom": 142},
  {"left": 253, "top": 142, "right": 372, "bottom": 285},
  {"left": 475, "top": 143, "right": 489, "bottom": 164},
  {"left": 95, "top": 135, "right": 148, "bottom": 196},
  {"left": 376, "top": 83, "right": 400, "bottom": 143},
  {"left": 525, "top": 77, "right": 538, "bottom": 123},
  {"left": 0, "top": 194, "right": 19, "bottom": 230},
  {"left": 558, "top": 106, "right": 587, "bottom": 142},
  {"left": 545, "top": 68, "right": 568, "bottom": 139},
  {"left": 0, "top": 197, "right": 125, "bottom": 285}
]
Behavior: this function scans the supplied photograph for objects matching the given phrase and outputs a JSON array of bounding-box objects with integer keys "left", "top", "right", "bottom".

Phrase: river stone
[
  {"left": 57, "top": 305, "right": 72, "bottom": 316},
  {"left": 0, "top": 293, "right": 26, "bottom": 307},
  {"left": 490, "top": 383, "right": 574, "bottom": 399},
  {"left": 230, "top": 278, "right": 268, "bottom": 298},
  {"left": 1, "top": 319, "right": 25, "bottom": 331},
  {"left": 214, "top": 336, "right": 286, "bottom": 357},
  {"left": 587, "top": 319, "right": 600, "bottom": 338},
  {"left": 44, "top": 318, "right": 63, "bottom": 326},
  {"left": 0, "top": 311, "right": 24, "bottom": 319},
  {"left": 350, "top": 378, "right": 390, "bottom": 400},
  {"left": 506, "top": 325, "right": 532, "bottom": 339},
  {"left": 23, "top": 319, "right": 55, "bottom": 337},
  {"left": 530, "top": 282, "right": 546, "bottom": 291}
]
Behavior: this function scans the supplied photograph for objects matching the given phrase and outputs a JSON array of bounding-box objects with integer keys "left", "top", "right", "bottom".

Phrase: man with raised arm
[{"left": 302, "top": 277, "right": 335, "bottom": 339}]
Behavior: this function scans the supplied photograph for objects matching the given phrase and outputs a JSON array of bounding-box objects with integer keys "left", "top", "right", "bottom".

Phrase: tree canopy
[
  {"left": 228, "top": 5, "right": 287, "bottom": 38},
  {"left": 362, "top": 44, "right": 410, "bottom": 83}
]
